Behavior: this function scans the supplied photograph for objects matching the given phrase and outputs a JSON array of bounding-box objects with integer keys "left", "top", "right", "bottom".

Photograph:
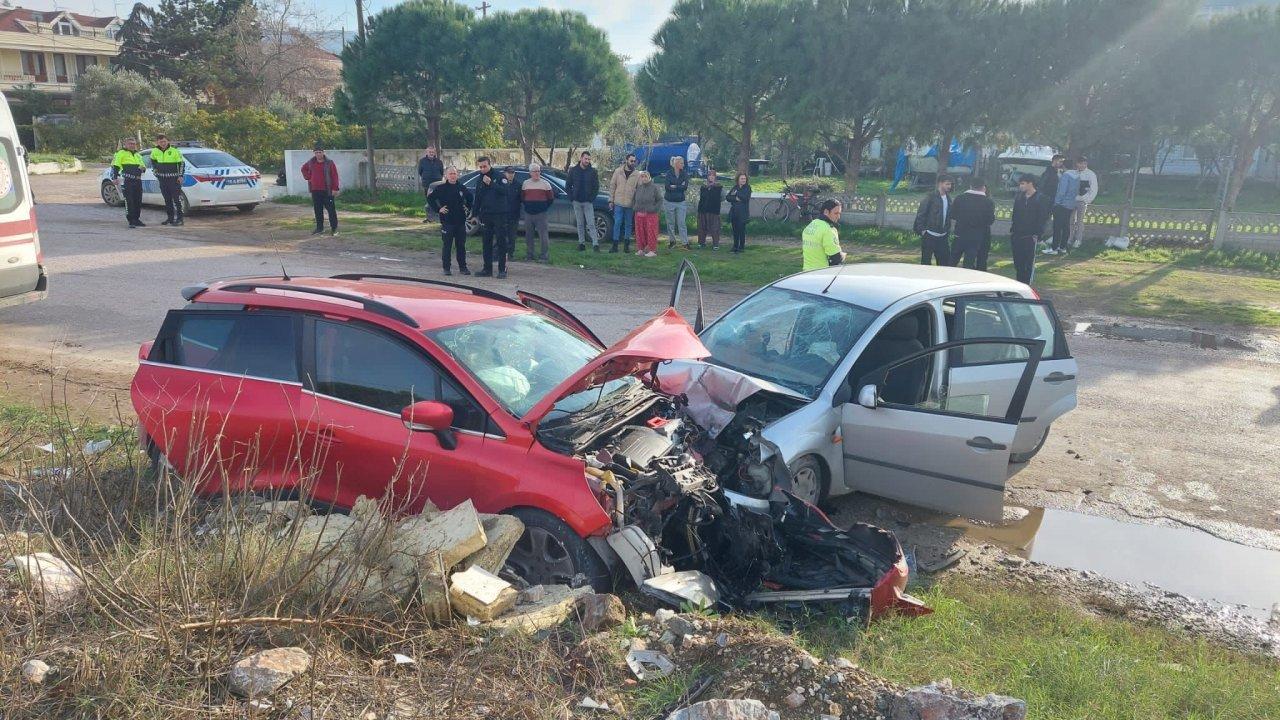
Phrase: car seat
[{"left": 852, "top": 314, "right": 927, "bottom": 405}]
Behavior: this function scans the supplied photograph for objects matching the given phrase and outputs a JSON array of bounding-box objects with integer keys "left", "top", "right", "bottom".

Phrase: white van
[{"left": 0, "top": 91, "right": 45, "bottom": 309}]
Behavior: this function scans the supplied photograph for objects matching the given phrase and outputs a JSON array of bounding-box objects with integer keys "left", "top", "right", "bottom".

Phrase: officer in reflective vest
[
  {"left": 111, "top": 137, "right": 146, "bottom": 228},
  {"left": 150, "top": 134, "right": 185, "bottom": 226}
]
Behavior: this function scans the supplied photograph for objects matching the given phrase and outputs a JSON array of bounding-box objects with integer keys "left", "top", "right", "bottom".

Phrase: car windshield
[
  {"left": 701, "top": 287, "right": 877, "bottom": 398},
  {"left": 183, "top": 151, "right": 243, "bottom": 168},
  {"left": 428, "top": 313, "right": 601, "bottom": 417}
]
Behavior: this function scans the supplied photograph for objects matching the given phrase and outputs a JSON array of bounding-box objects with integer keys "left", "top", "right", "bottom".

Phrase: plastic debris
[{"left": 626, "top": 648, "right": 675, "bottom": 681}]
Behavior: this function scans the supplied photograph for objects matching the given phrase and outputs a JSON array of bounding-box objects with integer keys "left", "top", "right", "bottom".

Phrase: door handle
[
  {"left": 1044, "top": 372, "right": 1076, "bottom": 384},
  {"left": 967, "top": 436, "right": 1007, "bottom": 451}
]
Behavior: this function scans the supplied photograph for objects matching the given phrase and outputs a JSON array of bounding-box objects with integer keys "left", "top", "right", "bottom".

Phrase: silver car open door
[
  {"left": 840, "top": 338, "right": 1042, "bottom": 521},
  {"left": 947, "top": 297, "right": 1077, "bottom": 460}
]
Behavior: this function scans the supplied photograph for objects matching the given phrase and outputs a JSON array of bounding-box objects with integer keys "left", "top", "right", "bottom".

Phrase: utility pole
[
  {"left": 477, "top": 2, "right": 490, "bottom": 18},
  {"left": 356, "top": 0, "right": 376, "bottom": 194}
]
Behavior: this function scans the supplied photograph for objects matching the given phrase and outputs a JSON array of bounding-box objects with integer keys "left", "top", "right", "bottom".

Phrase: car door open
[
  {"left": 840, "top": 337, "right": 1042, "bottom": 521},
  {"left": 947, "top": 297, "right": 1077, "bottom": 461}
]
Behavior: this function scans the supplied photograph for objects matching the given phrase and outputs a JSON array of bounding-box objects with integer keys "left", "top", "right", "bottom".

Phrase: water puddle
[
  {"left": 1073, "top": 322, "right": 1254, "bottom": 351},
  {"left": 951, "top": 508, "right": 1280, "bottom": 619}
]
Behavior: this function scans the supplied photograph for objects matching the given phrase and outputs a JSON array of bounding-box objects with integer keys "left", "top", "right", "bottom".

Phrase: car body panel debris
[{"left": 626, "top": 648, "right": 675, "bottom": 681}]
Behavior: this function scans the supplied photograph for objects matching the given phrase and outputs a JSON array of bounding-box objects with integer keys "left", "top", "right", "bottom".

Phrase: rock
[
  {"left": 228, "top": 647, "right": 312, "bottom": 698},
  {"left": 576, "top": 592, "right": 626, "bottom": 633},
  {"left": 486, "top": 585, "right": 592, "bottom": 634},
  {"left": 448, "top": 565, "right": 517, "bottom": 621},
  {"left": 834, "top": 657, "right": 857, "bottom": 671},
  {"left": 520, "top": 585, "right": 547, "bottom": 604},
  {"left": 1269, "top": 602, "right": 1280, "bottom": 629},
  {"left": 783, "top": 690, "right": 806, "bottom": 708},
  {"left": 662, "top": 614, "right": 696, "bottom": 639},
  {"left": 998, "top": 555, "right": 1027, "bottom": 568},
  {"left": 3, "top": 553, "right": 83, "bottom": 608},
  {"left": 798, "top": 652, "right": 820, "bottom": 671},
  {"left": 884, "top": 682, "right": 1026, "bottom": 720},
  {"left": 655, "top": 608, "right": 676, "bottom": 624},
  {"left": 392, "top": 499, "right": 488, "bottom": 572},
  {"left": 460, "top": 514, "right": 525, "bottom": 574},
  {"left": 667, "top": 698, "right": 780, "bottom": 720},
  {"left": 1001, "top": 506, "right": 1030, "bottom": 524},
  {"left": 21, "top": 659, "right": 50, "bottom": 684}
]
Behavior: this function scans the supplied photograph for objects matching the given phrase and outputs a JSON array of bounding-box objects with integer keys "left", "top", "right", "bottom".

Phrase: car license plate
[{"left": 221, "top": 177, "right": 249, "bottom": 185}]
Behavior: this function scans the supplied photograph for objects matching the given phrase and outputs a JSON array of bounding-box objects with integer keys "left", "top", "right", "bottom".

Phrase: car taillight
[
  {"left": 190, "top": 174, "right": 219, "bottom": 183},
  {"left": 1028, "top": 286, "right": 1041, "bottom": 299}
]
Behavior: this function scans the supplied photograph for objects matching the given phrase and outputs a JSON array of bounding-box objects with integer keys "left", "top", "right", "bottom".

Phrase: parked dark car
[{"left": 458, "top": 167, "right": 612, "bottom": 240}]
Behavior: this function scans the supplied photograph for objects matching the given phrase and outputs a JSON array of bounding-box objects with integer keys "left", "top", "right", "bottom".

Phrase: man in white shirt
[
  {"left": 1070, "top": 156, "right": 1098, "bottom": 248},
  {"left": 912, "top": 174, "right": 954, "bottom": 266}
]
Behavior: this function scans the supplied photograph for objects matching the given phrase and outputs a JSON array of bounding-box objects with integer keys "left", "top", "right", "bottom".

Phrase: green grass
[
  {"left": 786, "top": 577, "right": 1280, "bottom": 720},
  {"left": 1094, "top": 175, "right": 1280, "bottom": 213},
  {"left": 275, "top": 188, "right": 426, "bottom": 218}
]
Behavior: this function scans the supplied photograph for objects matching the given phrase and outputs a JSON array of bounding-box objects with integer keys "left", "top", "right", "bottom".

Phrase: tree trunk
[
  {"left": 427, "top": 93, "right": 442, "bottom": 151},
  {"left": 843, "top": 135, "right": 867, "bottom": 193},
  {"left": 936, "top": 130, "right": 952, "bottom": 176},
  {"left": 1224, "top": 138, "right": 1259, "bottom": 211},
  {"left": 737, "top": 104, "right": 755, "bottom": 177}
]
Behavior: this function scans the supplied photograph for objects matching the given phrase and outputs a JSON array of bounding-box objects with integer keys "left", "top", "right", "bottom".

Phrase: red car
[{"left": 132, "top": 274, "right": 925, "bottom": 618}]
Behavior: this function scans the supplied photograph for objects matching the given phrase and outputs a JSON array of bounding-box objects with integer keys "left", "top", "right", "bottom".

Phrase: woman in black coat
[{"left": 726, "top": 173, "right": 752, "bottom": 253}]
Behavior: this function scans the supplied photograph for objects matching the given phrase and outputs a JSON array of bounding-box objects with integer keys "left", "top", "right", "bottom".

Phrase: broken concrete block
[
  {"left": 575, "top": 592, "right": 625, "bottom": 633},
  {"left": 3, "top": 553, "right": 83, "bottom": 609},
  {"left": 486, "top": 585, "right": 591, "bottom": 634},
  {"left": 21, "top": 659, "right": 50, "bottom": 684},
  {"left": 666, "top": 699, "right": 780, "bottom": 720},
  {"left": 461, "top": 514, "right": 524, "bottom": 574},
  {"left": 449, "top": 565, "right": 518, "bottom": 621},
  {"left": 392, "top": 499, "right": 487, "bottom": 572},
  {"left": 228, "top": 647, "right": 312, "bottom": 698},
  {"left": 884, "top": 682, "right": 1026, "bottom": 720}
]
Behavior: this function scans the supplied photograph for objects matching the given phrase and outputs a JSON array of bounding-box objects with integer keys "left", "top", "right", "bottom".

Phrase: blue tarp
[
  {"left": 624, "top": 139, "right": 707, "bottom": 177},
  {"left": 891, "top": 140, "right": 978, "bottom": 189}
]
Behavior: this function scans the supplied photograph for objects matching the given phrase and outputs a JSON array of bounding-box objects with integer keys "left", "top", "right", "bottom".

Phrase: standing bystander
[
  {"left": 631, "top": 171, "right": 664, "bottom": 257},
  {"left": 426, "top": 166, "right": 473, "bottom": 276},
  {"left": 471, "top": 157, "right": 507, "bottom": 278},
  {"left": 1070, "top": 156, "right": 1098, "bottom": 249},
  {"left": 521, "top": 163, "right": 555, "bottom": 263},
  {"left": 111, "top": 138, "right": 146, "bottom": 229},
  {"left": 950, "top": 178, "right": 996, "bottom": 270},
  {"left": 418, "top": 147, "right": 445, "bottom": 224},
  {"left": 726, "top": 173, "right": 752, "bottom": 253},
  {"left": 801, "top": 199, "right": 846, "bottom": 271},
  {"left": 663, "top": 156, "right": 691, "bottom": 249},
  {"left": 566, "top": 151, "right": 601, "bottom": 251},
  {"left": 608, "top": 153, "right": 640, "bottom": 253},
  {"left": 913, "top": 174, "right": 954, "bottom": 265},
  {"left": 696, "top": 169, "right": 724, "bottom": 249},
  {"left": 301, "top": 146, "right": 340, "bottom": 236},
  {"left": 1048, "top": 162, "right": 1079, "bottom": 256},
  {"left": 1010, "top": 174, "right": 1048, "bottom": 284},
  {"left": 150, "top": 134, "right": 185, "bottom": 226}
]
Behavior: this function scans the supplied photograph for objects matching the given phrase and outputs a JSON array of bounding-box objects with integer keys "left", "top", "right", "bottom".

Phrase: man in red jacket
[{"left": 301, "top": 145, "right": 340, "bottom": 236}]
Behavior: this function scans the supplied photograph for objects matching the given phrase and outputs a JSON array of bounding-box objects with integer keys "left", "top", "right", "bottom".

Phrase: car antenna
[
  {"left": 821, "top": 261, "right": 848, "bottom": 294},
  {"left": 271, "top": 235, "right": 291, "bottom": 281}
]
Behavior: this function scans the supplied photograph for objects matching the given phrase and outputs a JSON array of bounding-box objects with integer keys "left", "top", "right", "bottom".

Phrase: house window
[
  {"left": 53, "top": 19, "right": 79, "bottom": 36},
  {"left": 53, "top": 54, "right": 68, "bottom": 83},
  {"left": 75, "top": 55, "right": 97, "bottom": 75},
  {"left": 20, "top": 51, "right": 47, "bottom": 82}
]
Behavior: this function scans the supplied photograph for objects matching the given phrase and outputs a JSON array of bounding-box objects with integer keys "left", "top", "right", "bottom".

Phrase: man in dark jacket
[
  {"left": 300, "top": 146, "right": 340, "bottom": 236},
  {"left": 950, "top": 178, "right": 997, "bottom": 271},
  {"left": 565, "top": 151, "right": 601, "bottom": 251},
  {"left": 418, "top": 147, "right": 444, "bottom": 195},
  {"left": 1039, "top": 154, "right": 1065, "bottom": 247},
  {"left": 1009, "top": 174, "right": 1048, "bottom": 284},
  {"left": 912, "top": 174, "right": 954, "bottom": 266},
  {"left": 500, "top": 166, "right": 522, "bottom": 262},
  {"left": 664, "top": 157, "right": 691, "bottom": 249},
  {"left": 470, "top": 157, "right": 509, "bottom": 278},
  {"left": 426, "top": 166, "right": 473, "bottom": 276},
  {"left": 696, "top": 169, "right": 724, "bottom": 249}
]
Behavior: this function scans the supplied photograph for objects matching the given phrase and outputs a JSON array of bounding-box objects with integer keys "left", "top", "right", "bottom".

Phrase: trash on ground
[{"left": 626, "top": 648, "right": 675, "bottom": 681}]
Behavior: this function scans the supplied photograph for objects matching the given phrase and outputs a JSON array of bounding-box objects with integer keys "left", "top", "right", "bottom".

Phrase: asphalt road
[{"left": 5, "top": 171, "right": 1280, "bottom": 549}]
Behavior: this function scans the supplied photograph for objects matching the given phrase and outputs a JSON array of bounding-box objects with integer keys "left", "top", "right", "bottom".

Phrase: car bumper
[
  {"left": 189, "top": 186, "right": 267, "bottom": 206},
  {"left": 0, "top": 265, "right": 47, "bottom": 309}
]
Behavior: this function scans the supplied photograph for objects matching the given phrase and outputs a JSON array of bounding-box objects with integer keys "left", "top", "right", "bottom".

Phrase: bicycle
[{"left": 761, "top": 181, "right": 833, "bottom": 223}]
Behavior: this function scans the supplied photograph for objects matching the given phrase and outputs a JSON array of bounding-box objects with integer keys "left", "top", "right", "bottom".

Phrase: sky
[{"left": 29, "top": 0, "right": 675, "bottom": 60}]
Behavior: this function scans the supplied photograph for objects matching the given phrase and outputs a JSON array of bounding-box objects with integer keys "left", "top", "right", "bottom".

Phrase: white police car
[{"left": 99, "top": 143, "right": 266, "bottom": 214}]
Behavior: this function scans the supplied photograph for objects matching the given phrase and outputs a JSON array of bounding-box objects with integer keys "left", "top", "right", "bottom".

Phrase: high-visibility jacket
[
  {"left": 802, "top": 217, "right": 842, "bottom": 271},
  {"left": 150, "top": 145, "right": 184, "bottom": 178},
  {"left": 111, "top": 149, "right": 145, "bottom": 181}
]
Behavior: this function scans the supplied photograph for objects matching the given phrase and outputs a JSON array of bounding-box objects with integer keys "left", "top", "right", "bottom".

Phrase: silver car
[{"left": 660, "top": 263, "right": 1077, "bottom": 522}]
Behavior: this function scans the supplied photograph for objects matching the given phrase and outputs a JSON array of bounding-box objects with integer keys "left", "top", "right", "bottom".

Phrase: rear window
[
  {"left": 183, "top": 151, "right": 244, "bottom": 168},
  {"left": 0, "top": 139, "right": 27, "bottom": 214},
  {"left": 168, "top": 313, "right": 298, "bottom": 382}
]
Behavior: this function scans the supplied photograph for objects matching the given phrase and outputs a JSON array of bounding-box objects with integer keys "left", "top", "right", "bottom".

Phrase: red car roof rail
[
  {"left": 329, "top": 273, "right": 522, "bottom": 307},
  {"left": 218, "top": 282, "right": 421, "bottom": 328}
]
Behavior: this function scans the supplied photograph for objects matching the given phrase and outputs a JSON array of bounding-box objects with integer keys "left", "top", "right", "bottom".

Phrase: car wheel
[
  {"left": 594, "top": 210, "right": 611, "bottom": 242},
  {"left": 179, "top": 192, "right": 191, "bottom": 216},
  {"left": 101, "top": 181, "right": 122, "bottom": 207},
  {"left": 789, "top": 455, "right": 828, "bottom": 506},
  {"left": 504, "top": 507, "right": 610, "bottom": 591},
  {"left": 1009, "top": 426, "right": 1051, "bottom": 464},
  {"left": 236, "top": 203, "right": 258, "bottom": 213}
]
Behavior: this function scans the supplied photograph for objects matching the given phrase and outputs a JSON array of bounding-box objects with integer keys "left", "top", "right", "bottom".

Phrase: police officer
[
  {"left": 111, "top": 138, "right": 146, "bottom": 228},
  {"left": 150, "top": 134, "right": 185, "bottom": 226}
]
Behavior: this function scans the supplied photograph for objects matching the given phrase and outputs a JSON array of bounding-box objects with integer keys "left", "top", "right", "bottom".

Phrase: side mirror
[
  {"left": 401, "top": 400, "right": 458, "bottom": 450},
  {"left": 857, "top": 384, "right": 879, "bottom": 409}
]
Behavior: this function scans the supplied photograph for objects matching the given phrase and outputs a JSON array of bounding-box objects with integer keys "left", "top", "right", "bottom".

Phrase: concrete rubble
[
  {"left": 2, "top": 552, "right": 84, "bottom": 609},
  {"left": 21, "top": 659, "right": 51, "bottom": 684},
  {"left": 882, "top": 680, "right": 1027, "bottom": 720},
  {"left": 448, "top": 565, "right": 517, "bottom": 621},
  {"left": 666, "top": 699, "right": 780, "bottom": 720},
  {"left": 228, "top": 646, "right": 312, "bottom": 698}
]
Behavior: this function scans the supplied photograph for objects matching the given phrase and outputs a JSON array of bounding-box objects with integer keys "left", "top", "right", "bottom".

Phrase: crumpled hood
[
  {"left": 656, "top": 360, "right": 809, "bottom": 438},
  {"left": 522, "top": 308, "right": 709, "bottom": 427}
]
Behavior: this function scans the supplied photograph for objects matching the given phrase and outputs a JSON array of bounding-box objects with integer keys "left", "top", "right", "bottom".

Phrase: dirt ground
[{"left": 4, "top": 171, "right": 1280, "bottom": 556}]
